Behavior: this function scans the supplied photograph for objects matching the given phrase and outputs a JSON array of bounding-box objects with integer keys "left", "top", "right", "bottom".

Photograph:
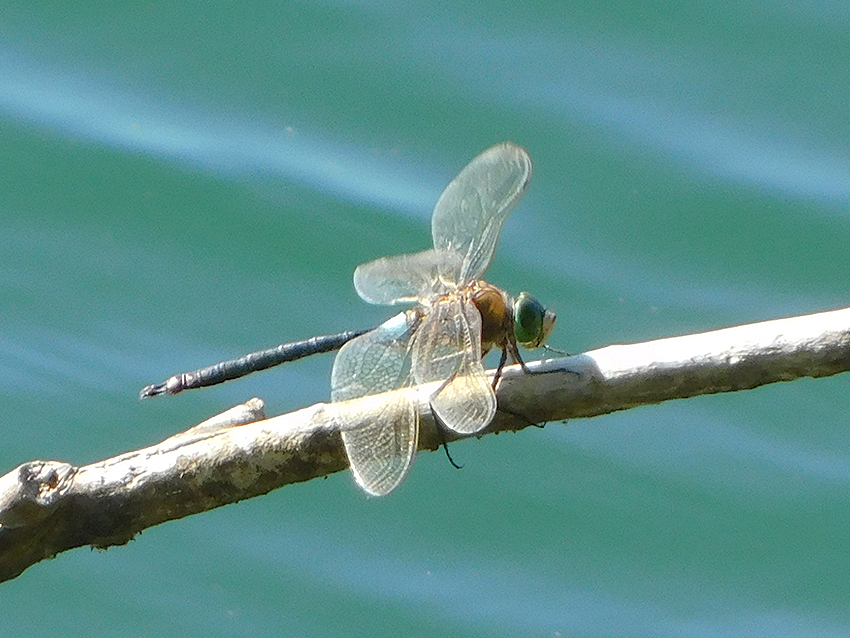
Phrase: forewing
[
  {"left": 431, "top": 142, "right": 532, "bottom": 284},
  {"left": 353, "top": 249, "right": 460, "bottom": 305},
  {"left": 331, "top": 312, "right": 418, "bottom": 496},
  {"left": 411, "top": 296, "right": 497, "bottom": 435}
]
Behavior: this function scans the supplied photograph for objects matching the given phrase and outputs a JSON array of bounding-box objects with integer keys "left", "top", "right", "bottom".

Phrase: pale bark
[{"left": 2, "top": 306, "right": 849, "bottom": 583}]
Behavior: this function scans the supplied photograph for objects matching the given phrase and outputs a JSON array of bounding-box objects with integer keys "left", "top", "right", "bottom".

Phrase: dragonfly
[{"left": 330, "top": 141, "right": 556, "bottom": 496}]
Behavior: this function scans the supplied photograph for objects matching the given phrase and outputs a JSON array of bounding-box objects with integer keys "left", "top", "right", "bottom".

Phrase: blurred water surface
[{"left": 2, "top": 2, "right": 850, "bottom": 636}]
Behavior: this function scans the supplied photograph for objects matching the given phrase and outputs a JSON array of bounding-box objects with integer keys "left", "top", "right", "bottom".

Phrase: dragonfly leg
[
  {"left": 492, "top": 342, "right": 532, "bottom": 390},
  {"left": 491, "top": 348, "right": 508, "bottom": 389},
  {"left": 542, "top": 344, "right": 571, "bottom": 357},
  {"left": 493, "top": 341, "right": 548, "bottom": 429},
  {"left": 431, "top": 408, "right": 463, "bottom": 470},
  {"left": 497, "top": 404, "right": 547, "bottom": 429},
  {"left": 508, "top": 337, "right": 532, "bottom": 373}
]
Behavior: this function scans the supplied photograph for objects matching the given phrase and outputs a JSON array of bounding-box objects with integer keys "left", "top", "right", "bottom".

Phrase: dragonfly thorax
[{"left": 467, "top": 281, "right": 512, "bottom": 354}]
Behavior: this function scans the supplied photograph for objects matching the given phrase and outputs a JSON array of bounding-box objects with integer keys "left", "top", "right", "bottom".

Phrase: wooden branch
[{"left": 2, "top": 306, "right": 850, "bottom": 583}]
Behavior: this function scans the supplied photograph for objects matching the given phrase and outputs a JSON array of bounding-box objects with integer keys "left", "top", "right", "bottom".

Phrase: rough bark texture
[{"left": 2, "top": 306, "right": 850, "bottom": 583}]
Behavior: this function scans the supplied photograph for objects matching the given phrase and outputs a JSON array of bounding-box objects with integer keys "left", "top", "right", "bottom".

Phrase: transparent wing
[
  {"left": 411, "top": 295, "right": 497, "bottom": 435},
  {"left": 431, "top": 142, "right": 532, "bottom": 285},
  {"left": 331, "top": 311, "right": 419, "bottom": 496},
  {"left": 337, "top": 398, "right": 417, "bottom": 497},
  {"left": 353, "top": 249, "right": 462, "bottom": 305},
  {"left": 331, "top": 311, "right": 415, "bottom": 402}
]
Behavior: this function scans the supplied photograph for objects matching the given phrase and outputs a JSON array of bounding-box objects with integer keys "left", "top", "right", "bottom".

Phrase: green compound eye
[{"left": 513, "top": 291, "right": 555, "bottom": 348}]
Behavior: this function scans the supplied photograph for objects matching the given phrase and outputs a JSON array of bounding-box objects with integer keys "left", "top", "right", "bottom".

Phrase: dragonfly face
[
  {"left": 331, "top": 142, "right": 556, "bottom": 496},
  {"left": 513, "top": 291, "right": 557, "bottom": 349}
]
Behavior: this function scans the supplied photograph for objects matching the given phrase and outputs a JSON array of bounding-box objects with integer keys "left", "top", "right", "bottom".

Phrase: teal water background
[{"left": 3, "top": 2, "right": 850, "bottom": 636}]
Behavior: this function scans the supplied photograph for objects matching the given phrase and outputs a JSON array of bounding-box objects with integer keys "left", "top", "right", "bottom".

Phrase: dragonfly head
[{"left": 513, "top": 291, "right": 556, "bottom": 349}]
